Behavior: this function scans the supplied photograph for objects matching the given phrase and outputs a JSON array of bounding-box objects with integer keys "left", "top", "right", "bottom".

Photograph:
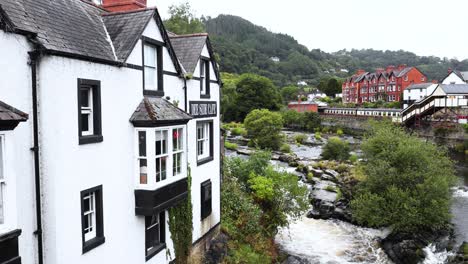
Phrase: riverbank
[{"left": 223, "top": 126, "right": 467, "bottom": 264}]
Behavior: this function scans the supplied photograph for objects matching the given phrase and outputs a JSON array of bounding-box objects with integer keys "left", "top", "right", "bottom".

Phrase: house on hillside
[
  {"left": 0, "top": 0, "right": 221, "bottom": 263},
  {"left": 402, "top": 83, "right": 438, "bottom": 108},
  {"left": 441, "top": 69, "right": 468, "bottom": 84},
  {"left": 342, "top": 65, "right": 427, "bottom": 104}
]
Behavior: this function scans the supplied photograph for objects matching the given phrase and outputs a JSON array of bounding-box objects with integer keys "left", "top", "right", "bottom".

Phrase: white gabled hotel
[{"left": 0, "top": 0, "right": 221, "bottom": 263}]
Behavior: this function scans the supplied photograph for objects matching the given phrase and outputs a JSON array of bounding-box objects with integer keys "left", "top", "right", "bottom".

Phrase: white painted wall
[
  {"left": 442, "top": 72, "right": 465, "bottom": 84},
  {"left": 403, "top": 84, "right": 437, "bottom": 108},
  {"left": 0, "top": 31, "right": 38, "bottom": 264}
]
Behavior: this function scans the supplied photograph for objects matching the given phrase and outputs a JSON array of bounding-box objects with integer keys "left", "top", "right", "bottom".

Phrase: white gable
[
  {"left": 142, "top": 18, "right": 164, "bottom": 42},
  {"left": 442, "top": 72, "right": 465, "bottom": 84},
  {"left": 201, "top": 44, "right": 210, "bottom": 58}
]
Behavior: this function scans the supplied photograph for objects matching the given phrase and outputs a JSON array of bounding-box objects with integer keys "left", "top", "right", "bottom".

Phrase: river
[{"left": 225, "top": 132, "right": 468, "bottom": 264}]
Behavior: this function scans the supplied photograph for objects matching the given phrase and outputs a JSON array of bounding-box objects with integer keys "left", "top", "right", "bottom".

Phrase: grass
[
  {"left": 325, "top": 186, "right": 336, "bottom": 193},
  {"left": 314, "top": 132, "right": 322, "bottom": 140},
  {"left": 225, "top": 141, "right": 239, "bottom": 150},
  {"left": 463, "top": 243, "right": 468, "bottom": 256},
  {"left": 280, "top": 143, "right": 291, "bottom": 153},
  {"left": 294, "top": 134, "right": 308, "bottom": 145}
]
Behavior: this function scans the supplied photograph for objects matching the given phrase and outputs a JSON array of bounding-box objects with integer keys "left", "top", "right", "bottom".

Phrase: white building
[
  {"left": 441, "top": 70, "right": 468, "bottom": 84},
  {"left": 403, "top": 83, "right": 438, "bottom": 108},
  {"left": 0, "top": 0, "right": 221, "bottom": 263}
]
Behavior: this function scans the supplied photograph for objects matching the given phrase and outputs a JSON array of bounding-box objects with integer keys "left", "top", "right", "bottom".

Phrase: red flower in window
[{"left": 173, "top": 130, "right": 179, "bottom": 139}]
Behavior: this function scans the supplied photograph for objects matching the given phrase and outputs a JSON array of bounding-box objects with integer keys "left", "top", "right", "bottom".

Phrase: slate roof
[
  {"left": 0, "top": 0, "right": 116, "bottom": 61},
  {"left": 103, "top": 9, "right": 154, "bottom": 61},
  {"left": 0, "top": 101, "right": 28, "bottom": 122},
  {"left": 406, "top": 83, "right": 434, "bottom": 90},
  {"left": 130, "top": 97, "right": 192, "bottom": 126},
  {"left": 441, "top": 84, "right": 468, "bottom": 94},
  {"left": 169, "top": 34, "right": 208, "bottom": 74}
]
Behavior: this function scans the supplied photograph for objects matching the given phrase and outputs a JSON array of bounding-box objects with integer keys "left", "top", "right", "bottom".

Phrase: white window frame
[
  {"left": 83, "top": 192, "right": 96, "bottom": 242},
  {"left": 155, "top": 130, "right": 169, "bottom": 183},
  {"left": 138, "top": 131, "right": 148, "bottom": 185},
  {"left": 144, "top": 44, "right": 158, "bottom": 91},
  {"left": 172, "top": 128, "right": 184, "bottom": 177},
  {"left": 80, "top": 87, "right": 94, "bottom": 136},
  {"left": 135, "top": 126, "right": 186, "bottom": 190},
  {"left": 200, "top": 60, "right": 206, "bottom": 95},
  {"left": 197, "top": 122, "right": 210, "bottom": 160}
]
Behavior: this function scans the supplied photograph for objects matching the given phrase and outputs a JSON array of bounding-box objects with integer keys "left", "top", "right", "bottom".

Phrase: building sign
[{"left": 190, "top": 101, "right": 217, "bottom": 118}]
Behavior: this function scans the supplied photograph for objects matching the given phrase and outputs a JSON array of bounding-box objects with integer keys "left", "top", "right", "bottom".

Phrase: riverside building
[{"left": 0, "top": 0, "right": 221, "bottom": 263}]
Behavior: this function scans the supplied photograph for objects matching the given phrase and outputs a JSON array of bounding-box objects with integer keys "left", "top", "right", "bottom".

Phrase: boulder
[
  {"left": 204, "top": 233, "right": 229, "bottom": 264},
  {"left": 309, "top": 168, "right": 324, "bottom": 177},
  {"left": 236, "top": 148, "right": 253, "bottom": 156},
  {"left": 324, "top": 169, "right": 340, "bottom": 179},
  {"left": 282, "top": 255, "right": 310, "bottom": 264}
]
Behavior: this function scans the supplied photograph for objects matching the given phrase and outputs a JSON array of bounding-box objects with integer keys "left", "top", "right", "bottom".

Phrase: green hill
[{"left": 204, "top": 15, "right": 468, "bottom": 86}]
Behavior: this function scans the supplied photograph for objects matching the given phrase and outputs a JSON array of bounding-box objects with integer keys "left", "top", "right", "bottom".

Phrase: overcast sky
[{"left": 148, "top": 0, "right": 468, "bottom": 60}]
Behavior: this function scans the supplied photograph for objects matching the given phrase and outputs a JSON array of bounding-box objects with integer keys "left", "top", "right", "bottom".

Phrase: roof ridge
[
  {"left": 170, "top": 33, "right": 208, "bottom": 38},
  {"left": 101, "top": 7, "right": 156, "bottom": 16},
  {"left": 79, "top": 0, "right": 109, "bottom": 12}
]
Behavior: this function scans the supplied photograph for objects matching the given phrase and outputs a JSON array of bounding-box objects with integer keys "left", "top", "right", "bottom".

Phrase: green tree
[
  {"left": 236, "top": 74, "right": 282, "bottom": 121},
  {"left": 244, "top": 109, "right": 283, "bottom": 150},
  {"left": 220, "top": 73, "right": 239, "bottom": 122},
  {"left": 321, "top": 137, "right": 350, "bottom": 161},
  {"left": 281, "top": 85, "right": 300, "bottom": 103},
  {"left": 281, "top": 110, "right": 304, "bottom": 128},
  {"left": 303, "top": 112, "right": 321, "bottom": 131},
  {"left": 164, "top": 2, "right": 205, "bottom": 35},
  {"left": 351, "top": 122, "right": 456, "bottom": 233}
]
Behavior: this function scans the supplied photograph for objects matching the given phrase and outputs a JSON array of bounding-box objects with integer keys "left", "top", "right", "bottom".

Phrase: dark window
[
  {"left": 81, "top": 185, "right": 105, "bottom": 253},
  {"left": 196, "top": 120, "right": 214, "bottom": 165},
  {"left": 77, "top": 79, "right": 103, "bottom": 145},
  {"left": 200, "top": 59, "right": 210, "bottom": 97},
  {"left": 145, "top": 211, "right": 166, "bottom": 260},
  {"left": 142, "top": 38, "right": 164, "bottom": 97},
  {"left": 201, "top": 180, "right": 212, "bottom": 220}
]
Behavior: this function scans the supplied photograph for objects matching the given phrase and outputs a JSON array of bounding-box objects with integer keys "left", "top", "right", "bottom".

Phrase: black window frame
[
  {"left": 80, "top": 185, "right": 105, "bottom": 254},
  {"left": 201, "top": 180, "right": 212, "bottom": 220},
  {"left": 200, "top": 57, "right": 211, "bottom": 98},
  {"left": 196, "top": 120, "right": 214, "bottom": 166},
  {"left": 142, "top": 36, "right": 164, "bottom": 97},
  {"left": 77, "top": 79, "right": 103, "bottom": 145},
  {"left": 145, "top": 211, "right": 166, "bottom": 261}
]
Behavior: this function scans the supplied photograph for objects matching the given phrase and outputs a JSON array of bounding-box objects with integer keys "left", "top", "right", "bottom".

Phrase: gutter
[{"left": 28, "top": 50, "right": 44, "bottom": 264}]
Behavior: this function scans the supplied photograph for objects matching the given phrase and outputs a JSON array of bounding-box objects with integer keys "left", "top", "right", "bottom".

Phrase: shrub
[
  {"left": 314, "top": 132, "right": 322, "bottom": 140},
  {"left": 325, "top": 186, "right": 336, "bottom": 192},
  {"left": 336, "top": 128, "right": 344, "bottom": 137},
  {"left": 226, "top": 243, "right": 271, "bottom": 264},
  {"left": 304, "top": 112, "right": 321, "bottom": 131},
  {"left": 225, "top": 141, "right": 239, "bottom": 150},
  {"left": 322, "top": 127, "right": 330, "bottom": 134},
  {"left": 349, "top": 154, "right": 358, "bottom": 163},
  {"left": 336, "top": 163, "right": 348, "bottom": 173},
  {"left": 280, "top": 143, "right": 291, "bottom": 153},
  {"left": 463, "top": 124, "right": 468, "bottom": 134},
  {"left": 306, "top": 173, "right": 314, "bottom": 182},
  {"left": 231, "top": 126, "right": 247, "bottom": 136},
  {"left": 294, "top": 134, "right": 308, "bottom": 145},
  {"left": 321, "top": 137, "right": 350, "bottom": 161},
  {"left": 455, "top": 143, "right": 465, "bottom": 153},
  {"left": 351, "top": 121, "right": 456, "bottom": 233},
  {"left": 281, "top": 110, "right": 304, "bottom": 128},
  {"left": 244, "top": 109, "right": 284, "bottom": 150}
]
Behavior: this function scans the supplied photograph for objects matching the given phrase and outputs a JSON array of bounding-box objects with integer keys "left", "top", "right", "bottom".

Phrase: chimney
[
  {"left": 102, "top": 0, "right": 147, "bottom": 12},
  {"left": 386, "top": 65, "right": 396, "bottom": 73},
  {"left": 397, "top": 64, "right": 407, "bottom": 71}
]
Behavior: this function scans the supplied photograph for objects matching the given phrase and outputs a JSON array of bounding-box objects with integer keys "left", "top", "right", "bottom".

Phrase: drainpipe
[{"left": 28, "top": 50, "right": 44, "bottom": 264}]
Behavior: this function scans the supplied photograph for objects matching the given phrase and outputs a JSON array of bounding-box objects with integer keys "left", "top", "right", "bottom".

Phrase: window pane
[
  {"left": 144, "top": 45, "right": 156, "bottom": 67},
  {"left": 155, "top": 130, "right": 168, "bottom": 155},
  {"left": 156, "top": 158, "right": 161, "bottom": 182},
  {"left": 161, "top": 157, "right": 166, "bottom": 181},
  {"left": 81, "top": 114, "right": 89, "bottom": 132},
  {"left": 173, "top": 128, "right": 183, "bottom": 151},
  {"left": 84, "top": 196, "right": 90, "bottom": 212},
  {"left": 0, "top": 185, "right": 4, "bottom": 224},
  {"left": 80, "top": 88, "right": 90, "bottom": 108},
  {"left": 144, "top": 67, "right": 156, "bottom": 91},
  {"left": 139, "top": 159, "right": 148, "bottom": 184},
  {"left": 0, "top": 139, "right": 3, "bottom": 180},
  {"left": 138, "top": 131, "right": 146, "bottom": 157}
]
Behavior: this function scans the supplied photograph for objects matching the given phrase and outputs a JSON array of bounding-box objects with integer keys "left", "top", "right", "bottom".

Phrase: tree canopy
[{"left": 164, "top": 2, "right": 205, "bottom": 35}]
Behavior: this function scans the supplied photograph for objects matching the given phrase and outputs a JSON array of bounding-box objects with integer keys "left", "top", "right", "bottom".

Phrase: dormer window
[
  {"left": 200, "top": 59, "right": 210, "bottom": 98},
  {"left": 143, "top": 39, "right": 163, "bottom": 96}
]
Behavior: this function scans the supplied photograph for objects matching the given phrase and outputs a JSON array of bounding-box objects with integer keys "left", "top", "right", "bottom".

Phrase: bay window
[{"left": 136, "top": 126, "right": 185, "bottom": 187}]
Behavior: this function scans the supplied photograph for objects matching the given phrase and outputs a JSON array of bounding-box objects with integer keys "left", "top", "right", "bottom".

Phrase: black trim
[
  {"left": 124, "top": 63, "right": 144, "bottom": 71},
  {"left": 131, "top": 119, "right": 191, "bottom": 128},
  {"left": 200, "top": 94, "right": 211, "bottom": 99},
  {"left": 163, "top": 70, "right": 179, "bottom": 77},
  {"left": 209, "top": 80, "right": 219, "bottom": 84},
  {"left": 196, "top": 120, "right": 214, "bottom": 166},
  {"left": 142, "top": 40, "right": 164, "bottom": 96},
  {"left": 190, "top": 101, "right": 218, "bottom": 118},
  {"left": 0, "top": 121, "right": 21, "bottom": 131},
  {"left": 201, "top": 180, "right": 212, "bottom": 220},
  {"left": 28, "top": 51, "right": 43, "bottom": 264},
  {"left": 145, "top": 211, "right": 166, "bottom": 261},
  {"left": 135, "top": 178, "right": 188, "bottom": 216},
  {"left": 77, "top": 79, "right": 103, "bottom": 145},
  {"left": 81, "top": 185, "right": 105, "bottom": 254},
  {"left": 0, "top": 229, "right": 22, "bottom": 264}
]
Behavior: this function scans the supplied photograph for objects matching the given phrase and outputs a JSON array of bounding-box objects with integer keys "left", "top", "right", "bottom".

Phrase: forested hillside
[{"left": 204, "top": 15, "right": 468, "bottom": 86}]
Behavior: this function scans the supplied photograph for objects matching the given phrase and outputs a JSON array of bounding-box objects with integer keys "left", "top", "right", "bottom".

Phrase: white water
[
  {"left": 422, "top": 244, "right": 454, "bottom": 264},
  {"left": 275, "top": 217, "right": 392, "bottom": 264}
]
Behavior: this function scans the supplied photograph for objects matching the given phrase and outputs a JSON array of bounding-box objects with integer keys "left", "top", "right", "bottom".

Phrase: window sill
[
  {"left": 201, "top": 212, "right": 212, "bottom": 221},
  {"left": 79, "top": 135, "right": 103, "bottom": 145},
  {"left": 144, "top": 90, "right": 164, "bottom": 97},
  {"left": 146, "top": 243, "right": 166, "bottom": 261},
  {"left": 200, "top": 94, "right": 211, "bottom": 99},
  {"left": 82, "top": 236, "right": 105, "bottom": 254},
  {"left": 197, "top": 156, "right": 213, "bottom": 166}
]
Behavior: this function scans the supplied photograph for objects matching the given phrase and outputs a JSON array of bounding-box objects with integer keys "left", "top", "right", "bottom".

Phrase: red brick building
[
  {"left": 288, "top": 102, "right": 318, "bottom": 113},
  {"left": 342, "top": 65, "right": 428, "bottom": 104}
]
